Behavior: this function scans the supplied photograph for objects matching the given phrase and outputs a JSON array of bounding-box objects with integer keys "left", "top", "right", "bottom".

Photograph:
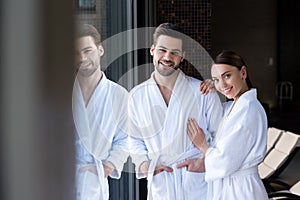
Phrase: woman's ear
[{"left": 241, "top": 65, "right": 247, "bottom": 79}]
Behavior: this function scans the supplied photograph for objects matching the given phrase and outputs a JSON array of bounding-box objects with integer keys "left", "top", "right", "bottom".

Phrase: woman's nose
[{"left": 220, "top": 79, "right": 227, "bottom": 87}]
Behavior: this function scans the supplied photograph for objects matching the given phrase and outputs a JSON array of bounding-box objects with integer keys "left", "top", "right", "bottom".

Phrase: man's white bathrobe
[
  {"left": 72, "top": 73, "right": 129, "bottom": 200},
  {"left": 129, "top": 70, "right": 223, "bottom": 200},
  {"left": 205, "top": 89, "right": 268, "bottom": 200}
]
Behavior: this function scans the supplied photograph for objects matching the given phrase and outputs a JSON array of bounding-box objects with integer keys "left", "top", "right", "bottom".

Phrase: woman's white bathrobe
[
  {"left": 205, "top": 89, "right": 268, "bottom": 200},
  {"left": 129, "top": 70, "right": 223, "bottom": 200},
  {"left": 73, "top": 73, "right": 129, "bottom": 200}
]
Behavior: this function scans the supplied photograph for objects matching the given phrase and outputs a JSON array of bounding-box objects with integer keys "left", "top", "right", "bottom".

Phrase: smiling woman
[
  {"left": 211, "top": 52, "right": 250, "bottom": 101},
  {"left": 187, "top": 51, "right": 269, "bottom": 200}
]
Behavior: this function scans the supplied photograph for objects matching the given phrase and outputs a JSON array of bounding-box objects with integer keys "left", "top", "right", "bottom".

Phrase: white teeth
[
  {"left": 223, "top": 88, "right": 231, "bottom": 93},
  {"left": 160, "top": 62, "right": 172, "bottom": 67},
  {"left": 81, "top": 63, "right": 90, "bottom": 68}
]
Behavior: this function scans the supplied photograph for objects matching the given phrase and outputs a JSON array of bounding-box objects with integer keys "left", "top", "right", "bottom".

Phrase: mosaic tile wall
[
  {"left": 156, "top": 0, "right": 212, "bottom": 80},
  {"left": 73, "top": 0, "right": 107, "bottom": 40}
]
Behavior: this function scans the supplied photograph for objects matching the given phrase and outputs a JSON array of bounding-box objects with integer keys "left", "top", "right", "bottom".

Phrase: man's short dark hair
[
  {"left": 75, "top": 24, "right": 101, "bottom": 46},
  {"left": 153, "top": 23, "right": 185, "bottom": 50}
]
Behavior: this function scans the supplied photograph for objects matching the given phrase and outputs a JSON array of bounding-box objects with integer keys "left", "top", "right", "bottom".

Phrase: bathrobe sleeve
[
  {"left": 205, "top": 99, "right": 267, "bottom": 181},
  {"left": 105, "top": 87, "right": 130, "bottom": 179},
  {"left": 128, "top": 94, "right": 150, "bottom": 178}
]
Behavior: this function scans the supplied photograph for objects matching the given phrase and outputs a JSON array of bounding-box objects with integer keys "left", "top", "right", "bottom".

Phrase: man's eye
[
  {"left": 212, "top": 79, "right": 218, "bottom": 83},
  {"left": 171, "top": 51, "right": 180, "bottom": 56},
  {"left": 158, "top": 49, "right": 166, "bottom": 53}
]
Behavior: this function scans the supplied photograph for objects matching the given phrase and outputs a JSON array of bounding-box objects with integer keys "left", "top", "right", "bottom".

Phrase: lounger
[
  {"left": 266, "top": 127, "right": 283, "bottom": 155},
  {"left": 258, "top": 131, "right": 300, "bottom": 192},
  {"left": 268, "top": 180, "right": 300, "bottom": 199}
]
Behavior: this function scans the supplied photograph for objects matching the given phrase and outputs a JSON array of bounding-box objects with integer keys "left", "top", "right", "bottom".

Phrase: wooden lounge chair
[
  {"left": 259, "top": 131, "right": 300, "bottom": 192},
  {"left": 266, "top": 127, "right": 284, "bottom": 155}
]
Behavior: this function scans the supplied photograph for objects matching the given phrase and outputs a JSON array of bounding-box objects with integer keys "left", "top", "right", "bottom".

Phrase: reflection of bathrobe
[
  {"left": 72, "top": 73, "right": 129, "bottom": 200},
  {"left": 129, "top": 70, "right": 222, "bottom": 200},
  {"left": 205, "top": 89, "right": 268, "bottom": 200}
]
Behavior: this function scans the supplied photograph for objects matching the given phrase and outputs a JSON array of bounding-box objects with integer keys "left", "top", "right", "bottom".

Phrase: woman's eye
[{"left": 224, "top": 74, "right": 231, "bottom": 79}]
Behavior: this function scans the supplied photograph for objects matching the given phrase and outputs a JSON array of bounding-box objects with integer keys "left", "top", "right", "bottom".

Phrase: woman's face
[{"left": 211, "top": 64, "right": 248, "bottom": 101}]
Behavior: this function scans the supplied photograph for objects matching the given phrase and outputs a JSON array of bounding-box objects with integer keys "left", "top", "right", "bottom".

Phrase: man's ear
[
  {"left": 150, "top": 44, "right": 155, "bottom": 56},
  {"left": 181, "top": 51, "right": 186, "bottom": 62},
  {"left": 98, "top": 45, "right": 104, "bottom": 56}
]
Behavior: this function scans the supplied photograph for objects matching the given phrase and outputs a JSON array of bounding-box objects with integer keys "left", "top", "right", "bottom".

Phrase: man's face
[
  {"left": 75, "top": 36, "right": 104, "bottom": 77},
  {"left": 150, "top": 35, "right": 184, "bottom": 77}
]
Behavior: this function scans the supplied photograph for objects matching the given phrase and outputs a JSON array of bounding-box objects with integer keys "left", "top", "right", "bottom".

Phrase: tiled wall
[
  {"left": 73, "top": 0, "right": 107, "bottom": 40},
  {"left": 156, "top": 0, "right": 212, "bottom": 80}
]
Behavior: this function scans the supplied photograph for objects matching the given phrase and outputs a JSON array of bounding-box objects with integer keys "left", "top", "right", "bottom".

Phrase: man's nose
[
  {"left": 163, "top": 50, "right": 173, "bottom": 60},
  {"left": 79, "top": 52, "right": 87, "bottom": 61}
]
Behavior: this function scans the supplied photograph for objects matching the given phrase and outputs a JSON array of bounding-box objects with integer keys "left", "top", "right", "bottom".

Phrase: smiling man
[
  {"left": 72, "top": 24, "right": 129, "bottom": 200},
  {"left": 128, "top": 23, "right": 223, "bottom": 200}
]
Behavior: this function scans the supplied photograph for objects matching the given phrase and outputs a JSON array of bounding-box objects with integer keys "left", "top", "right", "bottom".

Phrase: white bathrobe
[
  {"left": 205, "top": 89, "right": 268, "bottom": 200},
  {"left": 73, "top": 73, "right": 129, "bottom": 200},
  {"left": 129, "top": 70, "right": 223, "bottom": 200}
]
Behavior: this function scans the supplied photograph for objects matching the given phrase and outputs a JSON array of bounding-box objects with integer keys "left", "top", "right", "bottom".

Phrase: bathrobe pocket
[
  {"left": 183, "top": 170, "right": 207, "bottom": 200},
  {"left": 76, "top": 170, "right": 101, "bottom": 200},
  {"left": 151, "top": 171, "right": 176, "bottom": 200}
]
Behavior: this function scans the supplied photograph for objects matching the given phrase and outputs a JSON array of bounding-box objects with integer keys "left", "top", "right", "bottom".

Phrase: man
[
  {"left": 128, "top": 23, "right": 223, "bottom": 199},
  {"left": 72, "top": 24, "right": 128, "bottom": 200}
]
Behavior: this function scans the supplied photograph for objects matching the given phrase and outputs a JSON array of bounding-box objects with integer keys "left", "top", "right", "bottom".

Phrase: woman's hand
[
  {"left": 176, "top": 157, "right": 205, "bottom": 172},
  {"left": 187, "top": 118, "right": 209, "bottom": 154},
  {"left": 200, "top": 79, "right": 215, "bottom": 95}
]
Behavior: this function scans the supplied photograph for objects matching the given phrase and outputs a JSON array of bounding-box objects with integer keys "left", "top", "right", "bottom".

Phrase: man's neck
[
  {"left": 154, "top": 70, "right": 179, "bottom": 91},
  {"left": 153, "top": 70, "right": 179, "bottom": 106},
  {"left": 78, "top": 69, "right": 103, "bottom": 106}
]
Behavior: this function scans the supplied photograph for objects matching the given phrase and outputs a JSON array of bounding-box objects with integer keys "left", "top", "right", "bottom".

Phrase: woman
[{"left": 187, "top": 51, "right": 268, "bottom": 199}]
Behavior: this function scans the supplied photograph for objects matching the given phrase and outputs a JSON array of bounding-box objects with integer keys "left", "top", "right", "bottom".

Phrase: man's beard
[
  {"left": 76, "top": 61, "right": 98, "bottom": 77},
  {"left": 155, "top": 61, "right": 180, "bottom": 77}
]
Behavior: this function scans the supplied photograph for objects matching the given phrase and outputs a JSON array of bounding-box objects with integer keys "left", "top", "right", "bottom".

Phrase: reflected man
[{"left": 72, "top": 24, "right": 128, "bottom": 200}]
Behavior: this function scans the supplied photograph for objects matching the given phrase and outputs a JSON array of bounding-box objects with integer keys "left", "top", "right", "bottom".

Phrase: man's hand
[
  {"left": 153, "top": 164, "right": 173, "bottom": 176},
  {"left": 176, "top": 157, "right": 205, "bottom": 173},
  {"left": 79, "top": 164, "right": 98, "bottom": 175},
  {"left": 103, "top": 161, "right": 115, "bottom": 178},
  {"left": 139, "top": 161, "right": 150, "bottom": 177},
  {"left": 139, "top": 161, "right": 173, "bottom": 177}
]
